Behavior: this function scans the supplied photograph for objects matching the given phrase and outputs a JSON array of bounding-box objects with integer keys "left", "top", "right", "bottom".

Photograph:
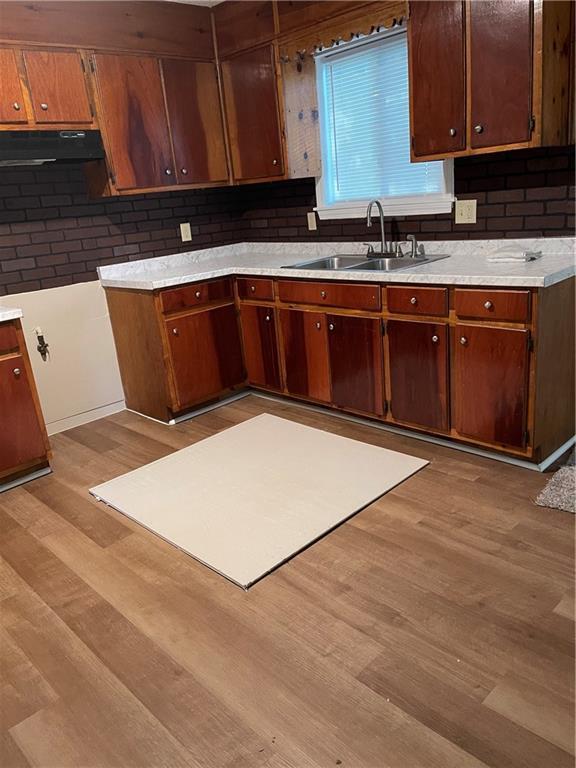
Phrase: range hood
[{"left": 0, "top": 130, "right": 105, "bottom": 166}]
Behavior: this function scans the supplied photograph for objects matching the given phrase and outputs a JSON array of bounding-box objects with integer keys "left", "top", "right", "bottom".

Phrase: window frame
[{"left": 313, "top": 27, "right": 455, "bottom": 221}]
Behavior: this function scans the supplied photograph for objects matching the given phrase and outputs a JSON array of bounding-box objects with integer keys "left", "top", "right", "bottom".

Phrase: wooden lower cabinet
[
  {"left": 387, "top": 320, "right": 449, "bottom": 431},
  {"left": 0, "top": 352, "right": 49, "bottom": 478},
  {"left": 452, "top": 324, "right": 530, "bottom": 448},
  {"left": 165, "top": 304, "right": 244, "bottom": 409},
  {"left": 279, "top": 309, "right": 331, "bottom": 403},
  {"left": 239, "top": 304, "right": 281, "bottom": 390},
  {"left": 327, "top": 314, "right": 384, "bottom": 416}
]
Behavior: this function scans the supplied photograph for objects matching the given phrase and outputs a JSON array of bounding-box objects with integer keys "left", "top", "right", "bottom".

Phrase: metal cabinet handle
[
  {"left": 315, "top": 321, "right": 321, "bottom": 330},
  {"left": 328, "top": 323, "right": 335, "bottom": 331},
  {"left": 320, "top": 290, "right": 327, "bottom": 299},
  {"left": 432, "top": 335, "right": 439, "bottom": 343},
  {"left": 13, "top": 367, "right": 21, "bottom": 376},
  {"left": 272, "top": 159, "right": 278, "bottom": 165},
  {"left": 474, "top": 124, "right": 483, "bottom": 134},
  {"left": 195, "top": 290, "right": 201, "bottom": 299},
  {"left": 13, "top": 102, "right": 20, "bottom": 111},
  {"left": 460, "top": 336, "right": 468, "bottom": 346},
  {"left": 181, "top": 168, "right": 188, "bottom": 175},
  {"left": 484, "top": 300, "right": 493, "bottom": 310},
  {"left": 449, "top": 128, "right": 457, "bottom": 137},
  {"left": 172, "top": 328, "right": 179, "bottom": 336},
  {"left": 40, "top": 103, "right": 48, "bottom": 111},
  {"left": 410, "top": 296, "right": 418, "bottom": 305},
  {"left": 250, "top": 285, "right": 256, "bottom": 293},
  {"left": 165, "top": 169, "right": 172, "bottom": 175},
  {"left": 265, "top": 315, "right": 271, "bottom": 322}
]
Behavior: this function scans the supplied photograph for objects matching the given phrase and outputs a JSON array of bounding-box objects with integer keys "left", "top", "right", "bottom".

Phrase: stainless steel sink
[
  {"left": 282, "top": 255, "right": 369, "bottom": 270},
  {"left": 346, "top": 254, "right": 450, "bottom": 272}
]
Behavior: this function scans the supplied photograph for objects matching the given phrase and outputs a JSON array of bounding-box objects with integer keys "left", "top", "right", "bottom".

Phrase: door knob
[
  {"left": 40, "top": 103, "right": 48, "bottom": 110},
  {"left": 484, "top": 300, "right": 493, "bottom": 310},
  {"left": 449, "top": 128, "right": 457, "bottom": 136},
  {"left": 474, "top": 124, "right": 483, "bottom": 134},
  {"left": 459, "top": 336, "right": 468, "bottom": 346},
  {"left": 432, "top": 335, "right": 439, "bottom": 343},
  {"left": 13, "top": 102, "right": 20, "bottom": 111},
  {"left": 13, "top": 367, "right": 21, "bottom": 376}
]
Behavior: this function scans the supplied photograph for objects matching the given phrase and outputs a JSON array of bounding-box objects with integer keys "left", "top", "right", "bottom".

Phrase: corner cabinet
[{"left": 408, "top": 0, "right": 574, "bottom": 160}]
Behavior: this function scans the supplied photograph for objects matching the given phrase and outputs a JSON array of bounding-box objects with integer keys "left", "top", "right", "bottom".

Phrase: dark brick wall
[{"left": 0, "top": 145, "right": 573, "bottom": 295}]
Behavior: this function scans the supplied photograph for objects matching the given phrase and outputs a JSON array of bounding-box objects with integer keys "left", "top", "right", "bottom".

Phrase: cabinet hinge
[
  {"left": 523, "top": 429, "right": 530, "bottom": 445},
  {"left": 109, "top": 172, "right": 116, "bottom": 186},
  {"left": 529, "top": 115, "right": 535, "bottom": 134},
  {"left": 383, "top": 400, "right": 389, "bottom": 415},
  {"left": 527, "top": 336, "right": 534, "bottom": 352},
  {"left": 381, "top": 320, "right": 386, "bottom": 336},
  {"left": 410, "top": 135, "right": 415, "bottom": 150},
  {"left": 80, "top": 58, "right": 86, "bottom": 73},
  {"left": 90, "top": 59, "right": 96, "bottom": 74}
]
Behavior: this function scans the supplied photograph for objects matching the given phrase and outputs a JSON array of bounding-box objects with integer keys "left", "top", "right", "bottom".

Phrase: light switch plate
[
  {"left": 307, "top": 211, "right": 318, "bottom": 231},
  {"left": 180, "top": 222, "right": 192, "bottom": 242},
  {"left": 455, "top": 199, "right": 477, "bottom": 224}
]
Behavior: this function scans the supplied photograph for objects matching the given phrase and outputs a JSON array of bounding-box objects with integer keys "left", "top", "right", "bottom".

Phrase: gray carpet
[{"left": 535, "top": 450, "right": 575, "bottom": 514}]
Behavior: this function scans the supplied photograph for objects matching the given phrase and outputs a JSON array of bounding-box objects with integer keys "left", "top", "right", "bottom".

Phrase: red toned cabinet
[
  {"left": 239, "top": 304, "right": 282, "bottom": 390},
  {"left": 0, "top": 48, "right": 28, "bottom": 124},
  {"left": 23, "top": 49, "right": 93, "bottom": 124},
  {"left": 279, "top": 309, "right": 331, "bottom": 403}
]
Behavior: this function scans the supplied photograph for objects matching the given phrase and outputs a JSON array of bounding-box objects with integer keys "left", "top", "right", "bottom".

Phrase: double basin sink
[{"left": 283, "top": 253, "right": 449, "bottom": 272}]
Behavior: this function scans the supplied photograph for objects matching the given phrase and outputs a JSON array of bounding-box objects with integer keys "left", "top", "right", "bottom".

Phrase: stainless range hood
[{"left": 0, "top": 130, "right": 105, "bottom": 167}]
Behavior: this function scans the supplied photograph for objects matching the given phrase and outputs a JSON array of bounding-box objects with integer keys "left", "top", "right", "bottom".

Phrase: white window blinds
[{"left": 316, "top": 29, "right": 453, "bottom": 217}]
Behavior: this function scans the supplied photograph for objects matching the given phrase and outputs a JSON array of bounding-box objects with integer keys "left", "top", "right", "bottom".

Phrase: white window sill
[{"left": 314, "top": 194, "right": 455, "bottom": 220}]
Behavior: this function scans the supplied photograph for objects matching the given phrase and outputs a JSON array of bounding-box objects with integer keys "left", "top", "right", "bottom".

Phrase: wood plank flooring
[{"left": 1, "top": 394, "right": 574, "bottom": 768}]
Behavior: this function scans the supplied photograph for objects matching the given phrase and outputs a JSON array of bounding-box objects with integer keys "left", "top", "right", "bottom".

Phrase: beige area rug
[
  {"left": 90, "top": 414, "right": 428, "bottom": 588},
  {"left": 535, "top": 450, "right": 575, "bottom": 514}
]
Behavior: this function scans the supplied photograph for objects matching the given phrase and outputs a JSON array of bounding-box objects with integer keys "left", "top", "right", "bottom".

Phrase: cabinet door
[
  {"left": 327, "top": 315, "right": 384, "bottom": 416},
  {"left": 23, "top": 50, "right": 92, "bottom": 124},
  {"left": 0, "top": 49, "right": 27, "bottom": 124},
  {"left": 221, "top": 45, "right": 284, "bottom": 181},
  {"left": 165, "top": 304, "right": 244, "bottom": 409},
  {"left": 239, "top": 305, "right": 281, "bottom": 390},
  {"left": 93, "top": 54, "right": 174, "bottom": 190},
  {"left": 453, "top": 324, "right": 530, "bottom": 448},
  {"left": 280, "top": 309, "right": 331, "bottom": 403},
  {"left": 408, "top": 1, "right": 466, "bottom": 157},
  {"left": 0, "top": 356, "right": 47, "bottom": 473},
  {"left": 470, "top": 0, "right": 533, "bottom": 149},
  {"left": 162, "top": 59, "right": 228, "bottom": 185},
  {"left": 387, "top": 320, "right": 449, "bottom": 431}
]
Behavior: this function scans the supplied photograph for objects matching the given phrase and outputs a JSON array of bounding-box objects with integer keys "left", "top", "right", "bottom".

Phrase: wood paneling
[
  {"left": 453, "top": 324, "right": 530, "bottom": 448},
  {"left": 327, "top": 314, "right": 384, "bottom": 416},
  {"left": 0, "top": 2, "right": 214, "bottom": 59},
  {"left": 160, "top": 279, "right": 233, "bottom": 314},
  {"left": 213, "top": 1, "right": 275, "bottom": 58},
  {"left": 281, "top": 52, "right": 321, "bottom": 179},
  {"left": 388, "top": 320, "right": 449, "bottom": 431},
  {"left": 280, "top": 309, "right": 331, "bottom": 403},
  {"left": 278, "top": 1, "right": 371, "bottom": 36},
  {"left": 162, "top": 59, "right": 228, "bottom": 185},
  {"left": 0, "top": 322, "right": 19, "bottom": 354},
  {"left": 0, "top": 354, "right": 47, "bottom": 473},
  {"left": 454, "top": 289, "right": 531, "bottom": 323},
  {"left": 221, "top": 45, "right": 284, "bottom": 181},
  {"left": 237, "top": 278, "right": 275, "bottom": 302},
  {"left": 541, "top": 0, "right": 574, "bottom": 146},
  {"left": 23, "top": 50, "right": 92, "bottom": 124},
  {"left": 408, "top": 1, "right": 466, "bottom": 157},
  {"left": 165, "top": 304, "right": 244, "bottom": 408},
  {"left": 0, "top": 48, "right": 27, "bottom": 124},
  {"left": 239, "top": 304, "right": 281, "bottom": 390},
  {"left": 278, "top": 280, "right": 381, "bottom": 311},
  {"left": 93, "top": 53, "right": 173, "bottom": 190},
  {"left": 387, "top": 286, "right": 448, "bottom": 316},
  {"left": 470, "top": 0, "right": 533, "bottom": 149}
]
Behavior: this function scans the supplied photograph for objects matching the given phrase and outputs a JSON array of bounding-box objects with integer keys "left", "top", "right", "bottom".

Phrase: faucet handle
[
  {"left": 406, "top": 234, "right": 418, "bottom": 258},
  {"left": 363, "top": 242, "right": 375, "bottom": 255}
]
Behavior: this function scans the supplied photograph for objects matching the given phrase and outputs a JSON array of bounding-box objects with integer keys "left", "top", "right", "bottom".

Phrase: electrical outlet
[
  {"left": 455, "top": 199, "right": 477, "bottom": 224},
  {"left": 307, "top": 211, "right": 318, "bottom": 231},
  {"left": 180, "top": 222, "right": 192, "bottom": 242}
]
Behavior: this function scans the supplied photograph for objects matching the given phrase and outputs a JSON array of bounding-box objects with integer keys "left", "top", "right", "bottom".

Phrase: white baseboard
[{"left": 47, "top": 400, "right": 125, "bottom": 435}]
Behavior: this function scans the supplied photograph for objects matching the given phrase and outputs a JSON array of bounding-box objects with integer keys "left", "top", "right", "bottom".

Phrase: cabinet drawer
[
  {"left": 387, "top": 286, "right": 448, "bottom": 316},
  {"left": 237, "top": 278, "right": 274, "bottom": 301},
  {"left": 278, "top": 280, "right": 381, "bottom": 311},
  {"left": 0, "top": 322, "right": 19, "bottom": 354},
  {"left": 454, "top": 289, "right": 531, "bottom": 322},
  {"left": 160, "top": 279, "right": 233, "bottom": 314}
]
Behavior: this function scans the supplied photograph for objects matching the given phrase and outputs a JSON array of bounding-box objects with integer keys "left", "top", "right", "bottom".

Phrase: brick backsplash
[{"left": 0, "top": 145, "right": 573, "bottom": 295}]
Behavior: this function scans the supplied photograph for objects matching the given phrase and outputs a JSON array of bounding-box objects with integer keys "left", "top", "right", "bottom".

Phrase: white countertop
[
  {"left": 98, "top": 237, "right": 576, "bottom": 291},
  {"left": 0, "top": 307, "right": 23, "bottom": 322}
]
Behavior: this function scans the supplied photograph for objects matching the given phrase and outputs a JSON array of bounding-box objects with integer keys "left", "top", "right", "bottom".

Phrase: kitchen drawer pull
[
  {"left": 315, "top": 321, "right": 321, "bottom": 330},
  {"left": 484, "top": 300, "right": 493, "bottom": 310},
  {"left": 250, "top": 285, "right": 256, "bottom": 293},
  {"left": 172, "top": 328, "right": 179, "bottom": 336},
  {"left": 328, "top": 323, "right": 335, "bottom": 331},
  {"left": 195, "top": 291, "right": 201, "bottom": 299},
  {"left": 272, "top": 159, "right": 278, "bottom": 165},
  {"left": 13, "top": 102, "right": 20, "bottom": 111},
  {"left": 474, "top": 124, "right": 483, "bottom": 134},
  {"left": 449, "top": 128, "right": 457, "bottom": 137},
  {"left": 181, "top": 168, "right": 188, "bottom": 175},
  {"left": 432, "top": 335, "right": 439, "bottom": 343},
  {"left": 459, "top": 336, "right": 468, "bottom": 346},
  {"left": 320, "top": 290, "right": 327, "bottom": 299},
  {"left": 40, "top": 102, "right": 48, "bottom": 111},
  {"left": 13, "top": 367, "right": 21, "bottom": 376},
  {"left": 410, "top": 296, "right": 418, "bottom": 305},
  {"left": 165, "top": 169, "right": 172, "bottom": 176},
  {"left": 265, "top": 315, "right": 271, "bottom": 322}
]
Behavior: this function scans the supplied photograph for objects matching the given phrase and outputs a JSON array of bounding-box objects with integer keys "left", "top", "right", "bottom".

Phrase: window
[{"left": 315, "top": 28, "right": 454, "bottom": 219}]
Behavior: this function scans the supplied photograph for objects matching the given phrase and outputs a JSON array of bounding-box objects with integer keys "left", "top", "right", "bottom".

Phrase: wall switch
[
  {"left": 307, "top": 211, "right": 318, "bottom": 231},
  {"left": 455, "top": 199, "right": 477, "bottom": 224},
  {"left": 180, "top": 222, "right": 192, "bottom": 242}
]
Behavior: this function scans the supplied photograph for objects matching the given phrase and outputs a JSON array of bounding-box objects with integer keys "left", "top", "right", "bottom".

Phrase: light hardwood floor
[{"left": 1, "top": 394, "right": 574, "bottom": 768}]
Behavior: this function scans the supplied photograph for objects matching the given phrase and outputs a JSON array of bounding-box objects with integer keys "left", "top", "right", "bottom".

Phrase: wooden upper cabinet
[
  {"left": 469, "top": 0, "right": 533, "bottom": 149},
  {"left": 93, "top": 53, "right": 174, "bottom": 190},
  {"left": 452, "top": 324, "right": 530, "bottom": 448},
  {"left": 162, "top": 59, "right": 228, "bottom": 185},
  {"left": 408, "top": 1, "right": 466, "bottom": 157},
  {"left": 22, "top": 50, "right": 92, "bottom": 124},
  {"left": 0, "top": 49, "right": 28, "bottom": 124},
  {"left": 221, "top": 45, "right": 284, "bottom": 181}
]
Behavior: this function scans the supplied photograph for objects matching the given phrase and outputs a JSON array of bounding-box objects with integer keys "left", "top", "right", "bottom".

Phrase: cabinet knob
[
  {"left": 315, "top": 321, "right": 321, "bottom": 330},
  {"left": 13, "top": 367, "right": 21, "bottom": 377},
  {"left": 195, "top": 290, "right": 201, "bottom": 299},
  {"left": 459, "top": 336, "right": 468, "bottom": 346},
  {"left": 410, "top": 296, "right": 418, "bottom": 305},
  {"left": 250, "top": 285, "right": 256, "bottom": 293},
  {"left": 449, "top": 128, "right": 457, "bottom": 137},
  {"left": 474, "top": 124, "right": 483, "bottom": 134},
  {"left": 172, "top": 328, "right": 179, "bottom": 336},
  {"left": 432, "top": 335, "right": 439, "bottom": 343},
  {"left": 13, "top": 102, "right": 20, "bottom": 111},
  {"left": 181, "top": 168, "right": 188, "bottom": 175},
  {"left": 272, "top": 159, "right": 278, "bottom": 166},
  {"left": 484, "top": 300, "right": 493, "bottom": 310},
  {"left": 165, "top": 169, "right": 172, "bottom": 175},
  {"left": 40, "top": 103, "right": 48, "bottom": 111},
  {"left": 320, "top": 290, "right": 327, "bottom": 299},
  {"left": 265, "top": 315, "right": 271, "bottom": 322},
  {"left": 328, "top": 323, "right": 335, "bottom": 331}
]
